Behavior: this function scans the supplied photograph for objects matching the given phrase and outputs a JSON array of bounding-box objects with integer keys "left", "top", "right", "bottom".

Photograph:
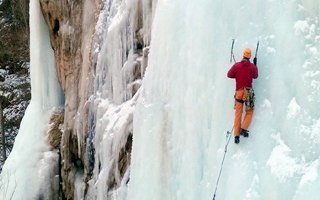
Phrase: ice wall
[
  {"left": 93, "top": 0, "right": 156, "bottom": 104},
  {"left": 85, "top": 0, "right": 156, "bottom": 199},
  {"left": 0, "top": 0, "right": 63, "bottom": 199},
  {"left": 128, "top": 0, "right": 320, "bottom": 200}
]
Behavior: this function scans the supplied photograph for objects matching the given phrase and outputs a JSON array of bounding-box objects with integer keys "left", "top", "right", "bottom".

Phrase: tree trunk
[{"left": 0, "top": 99, "right": 6, "bottom": 162}]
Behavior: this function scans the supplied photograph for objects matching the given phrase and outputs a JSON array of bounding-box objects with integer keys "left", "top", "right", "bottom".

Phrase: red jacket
[{"left": 227, "top": 59, "right": 258, "bottom": 90}]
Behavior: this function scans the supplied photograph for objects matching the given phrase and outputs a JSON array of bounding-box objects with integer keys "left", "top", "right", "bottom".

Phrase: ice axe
[
  {"left": 253, "top": 41, "right": 259, "bottom": 65},
  {"left": 230, "top": 39, "right": 236, "bottom": 63}
]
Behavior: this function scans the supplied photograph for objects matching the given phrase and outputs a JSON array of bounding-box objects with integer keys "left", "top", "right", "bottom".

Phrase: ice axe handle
[
  {"left": 230, "top": 39, "right": 236, "bottom": 63},
  {"left": 253, "top": 41, "right": 259, "bottom": 65},
  {"left": 254, "top": 41, "right": 259, "bottom": 58}
]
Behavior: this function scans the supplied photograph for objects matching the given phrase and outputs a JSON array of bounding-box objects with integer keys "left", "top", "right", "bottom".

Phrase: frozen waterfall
[
  {"left": 0, "top": 0, "right": 319, "bottom": 199},
  {"left": 0, "top": 0, "right": 63, "bottom": 199},
  {"left": 128, "top": 0, "right": 320, "bottom": 200}
]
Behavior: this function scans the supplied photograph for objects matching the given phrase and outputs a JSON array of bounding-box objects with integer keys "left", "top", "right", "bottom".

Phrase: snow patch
[
  {"left": 310, "top": 119, "right": 320, "bottom": 143},
  {"left": 287, "top": 98, "right": 301, "bottom": 119},
  {"left": 245, "top": 174, "right": 260, "bottom": 200},
  {"left": 308, "top": 46, "right": 318, "bottom": 55},
  {"left": 267, "top": 134, "right": 301, "bottom": 183},
  {"left": 294, "top": 20, "right": 309, "bottom": 36},
  {"left": 298, "top": 160, "right": 319, "bottom": 189},
  {"left": 261, "top": 99, "right": 272, "bottom": 108},
  {"left": 266, "top": 47, "right": 276, "bottom": 54}
]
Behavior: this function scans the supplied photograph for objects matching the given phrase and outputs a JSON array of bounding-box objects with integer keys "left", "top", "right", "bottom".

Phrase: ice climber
[{"left": 227, "top": 48, "right": 258, "bottom": 144}]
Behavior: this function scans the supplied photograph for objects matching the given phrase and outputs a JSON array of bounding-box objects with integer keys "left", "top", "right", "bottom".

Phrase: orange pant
[{"left": 233, "top": 89, "right": 254, "bottom": 136}]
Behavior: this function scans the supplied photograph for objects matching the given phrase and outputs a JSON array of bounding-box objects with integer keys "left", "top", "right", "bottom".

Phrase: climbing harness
[
  {"left": 212, "top": 128, "right": 233, "bottom": 200},
  {"left": 234, "top": 88, "right": 255, "bottom": 109},
  {"left": 230, "top": 39, "right": 236, "bottom": 63}
]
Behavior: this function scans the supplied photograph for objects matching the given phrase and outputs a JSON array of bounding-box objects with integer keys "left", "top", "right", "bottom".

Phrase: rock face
[
  {"left": 45, "top": 108, "right": 64, "bottom": 200},
  {"left": 39, "top": 0, "right": 155, "bottom": 199},
  {"left": 48, "top": 108, "right": 64, "bottom": 149},
  {"left": 39, "top": 0, "right": 98, "bottom": 198}
]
